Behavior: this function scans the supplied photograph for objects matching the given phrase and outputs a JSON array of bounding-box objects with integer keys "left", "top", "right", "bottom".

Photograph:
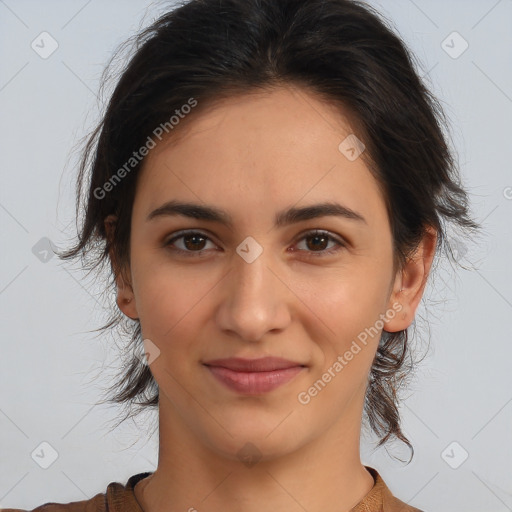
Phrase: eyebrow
[{"left": 146, "top": 200, "right": 367, "bottom": 227}]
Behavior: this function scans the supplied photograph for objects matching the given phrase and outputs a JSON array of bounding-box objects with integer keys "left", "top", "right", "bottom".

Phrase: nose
[{"left": 215, "top": 247, "right": 292, "bottom": 343}]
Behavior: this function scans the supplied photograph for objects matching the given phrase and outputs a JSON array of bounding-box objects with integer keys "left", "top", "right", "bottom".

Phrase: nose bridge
[
  {"left": 236, "top": 245, "right": 276, "bottom": 300},
  {"left": 216, "top": 245, "right": 290, "bottom": 342}
]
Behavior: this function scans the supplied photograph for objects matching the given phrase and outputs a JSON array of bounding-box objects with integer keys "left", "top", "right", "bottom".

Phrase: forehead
[
  {"left": 134, "top": 85, "right": 385, "bottom": 229},
  {"left": 146, "top": 85, "right": 363, "bottom": 160}
]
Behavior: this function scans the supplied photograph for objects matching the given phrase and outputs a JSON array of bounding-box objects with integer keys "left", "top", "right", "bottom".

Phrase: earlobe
[
  {"left": 104, "top": 214, "right": 139, "bottom": 321},
  {"left": 383, "top": 281, "right": 408, "bottom": 332},
  {"left": 116, "top": 283, "right": 139, "bottom": 320},
  {"left": 384, "top": 227, "right": 437, "bottom": 332}
]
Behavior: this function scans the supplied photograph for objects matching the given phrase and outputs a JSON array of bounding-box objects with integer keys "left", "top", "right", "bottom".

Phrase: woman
[{"left": 5, "top": 0, "right": 478, "bottom": 510}]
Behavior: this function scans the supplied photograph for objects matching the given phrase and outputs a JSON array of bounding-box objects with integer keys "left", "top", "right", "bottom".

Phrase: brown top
[{"left": 2, "top": 466, "right": 424, "bottom": 512}]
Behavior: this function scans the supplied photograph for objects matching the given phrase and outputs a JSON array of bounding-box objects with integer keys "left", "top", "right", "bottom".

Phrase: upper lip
[{"left": 203, "top": 357, "right": 305, "bottom": 372}]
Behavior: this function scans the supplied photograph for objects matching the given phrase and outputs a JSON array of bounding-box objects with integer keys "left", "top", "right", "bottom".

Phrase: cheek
[
  {"left": 296, "top": 269, "right": 391, "bottom": 405},
  {"left": 297, "top": 278, "right": 387, "bottom": 415},
  {"left": 303, "top": 263, "right": 391, "bottom": 340},
  {"left": 131, "top": 255, "right": 216, "bottom": 343},
  {"left": 131, "top": 262, "right": 212, "bottom": 399}
]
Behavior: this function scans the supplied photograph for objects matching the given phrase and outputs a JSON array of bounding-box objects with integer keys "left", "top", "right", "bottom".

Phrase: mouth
[{"left": 202, "top": 357, "right": 307, "bottom": 395}]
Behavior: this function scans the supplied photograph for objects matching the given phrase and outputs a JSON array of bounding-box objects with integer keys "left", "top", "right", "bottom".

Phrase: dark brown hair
[{"left": 58, "top": 0, "right": 479, "bottom": 462}]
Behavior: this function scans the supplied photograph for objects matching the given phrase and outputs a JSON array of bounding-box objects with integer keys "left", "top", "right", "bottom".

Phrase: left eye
[
  {"left": 164, "top": 230, "right": 345, "bottom": 257},
  {"left": 293, "top": 230, "right": 345, "bottom": 256}
]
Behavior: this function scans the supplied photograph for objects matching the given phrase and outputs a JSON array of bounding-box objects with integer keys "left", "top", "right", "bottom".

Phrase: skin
[{"left": 107, "top": 84, "right": 436, "bottom": 512}]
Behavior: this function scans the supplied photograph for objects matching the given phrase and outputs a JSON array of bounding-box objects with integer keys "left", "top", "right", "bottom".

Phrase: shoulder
[
  {"left": 1, "top": 491, "right": 107, "bottom": 512},
  {"left": 363, "top": 466, "right": 426, "bottom": 512},
  {"left": 1, "top": 472, "right": 152, "bottom": 512},
  {"left": 383, "top": 493, "right": 426, "bottom": 512}
]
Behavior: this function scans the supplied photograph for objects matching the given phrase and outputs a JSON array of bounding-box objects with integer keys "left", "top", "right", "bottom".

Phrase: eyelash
[{"left": 163, "top": 229, "right": 346, "bottom": 258}]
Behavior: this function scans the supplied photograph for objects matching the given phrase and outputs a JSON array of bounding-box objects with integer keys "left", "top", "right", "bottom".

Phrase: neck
[{"left": 135, "top": 392, "right": 375, "bottom": 512}]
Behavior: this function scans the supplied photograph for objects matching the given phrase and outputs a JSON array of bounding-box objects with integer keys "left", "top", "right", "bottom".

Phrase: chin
[
  {"left": 198, "top": 412, "right": 311, "bottom": 464},
  {"left": 208, "top": 435, "right": 298, "bottom": 465}
]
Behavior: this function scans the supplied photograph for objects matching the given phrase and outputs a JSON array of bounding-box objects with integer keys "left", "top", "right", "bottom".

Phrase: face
[{"left": 114, "top": 85, "right": 419, "bottom": 462}]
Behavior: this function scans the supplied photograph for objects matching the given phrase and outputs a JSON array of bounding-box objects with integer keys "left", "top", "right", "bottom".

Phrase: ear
[
  {"left": 384, "top": 226, "right": 437, "bottom": 332},
  {"left": 104, "top": 214, "right": 139, "bottom": 321}
]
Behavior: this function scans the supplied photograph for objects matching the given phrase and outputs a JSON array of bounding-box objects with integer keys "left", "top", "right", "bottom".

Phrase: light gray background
[{"left": 1, "top": 0, "right": 511, "bottom": 510}]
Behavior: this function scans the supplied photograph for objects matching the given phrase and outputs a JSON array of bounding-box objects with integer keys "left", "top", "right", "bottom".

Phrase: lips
[
  {"left": 203, "top": 357, "right": 303, "bottom": 372},
  {"left": 203, "top": 357, "right": 306, "bottom": 394}
]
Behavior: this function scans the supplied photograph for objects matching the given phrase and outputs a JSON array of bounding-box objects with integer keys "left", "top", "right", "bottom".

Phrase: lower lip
[{"left": 205, "top": 365, "right": 304, "bottom": 394}]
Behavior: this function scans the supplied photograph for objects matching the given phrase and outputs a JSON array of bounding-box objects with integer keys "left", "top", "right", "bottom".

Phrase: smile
[{"left": 203, "top": 357, "right": 306, "bottom": 394}]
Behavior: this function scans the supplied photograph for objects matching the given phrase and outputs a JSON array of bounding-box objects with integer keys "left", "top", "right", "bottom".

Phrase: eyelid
[{"left": 163, "top": 228, "right": 347, "bottom": 257}]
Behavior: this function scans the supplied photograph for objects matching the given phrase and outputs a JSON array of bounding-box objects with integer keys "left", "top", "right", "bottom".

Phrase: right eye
[{"left": 164, "top": 230, "right": 219, "bottom": 256}]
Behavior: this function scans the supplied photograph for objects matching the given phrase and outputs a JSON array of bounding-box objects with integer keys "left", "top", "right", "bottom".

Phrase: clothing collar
[{"left": 107, "top": 466, "right": 422, "bottom": 512}]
